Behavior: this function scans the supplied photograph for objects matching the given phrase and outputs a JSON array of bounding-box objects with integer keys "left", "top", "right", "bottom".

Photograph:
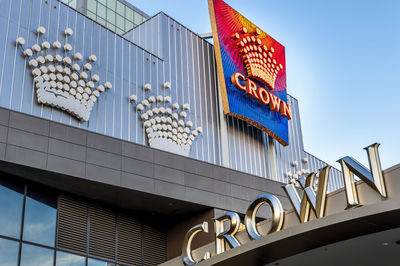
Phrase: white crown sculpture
[
  {"left": 285, "top": 159, "right": 312, "bottom": 188},
  {"left": 15, "top": 26, "right": 111, "bottom": 121},
  {"left": 130, "top": 83, "right": 202, "bottom": 157}
]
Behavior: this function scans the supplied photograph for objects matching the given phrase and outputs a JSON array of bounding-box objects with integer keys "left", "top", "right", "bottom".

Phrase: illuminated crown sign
[
  {"left": 130, "top": 83, "right": 202, "bottom": 157},
  {"left": 15, "top": 26, "right": 111, "bottom": 121},
  {"left": 233, "top": 27, "right": 283, "bottom": 90},
  {"left": 209, "top": 0, "right": 290, "bottom": 146}
]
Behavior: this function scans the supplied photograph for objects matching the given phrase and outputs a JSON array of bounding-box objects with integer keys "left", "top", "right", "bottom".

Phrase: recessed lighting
[{"left": 383, "top": 242, "right": 389, "bottom": 246}]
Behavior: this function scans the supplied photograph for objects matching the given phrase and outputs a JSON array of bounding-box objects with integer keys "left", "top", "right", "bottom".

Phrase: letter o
[
  {"left": 244, "top": 193, "right": 284, "bottom": 240},
  {"left": 258, "top": 87, "right": 270, "bottom": 105}
]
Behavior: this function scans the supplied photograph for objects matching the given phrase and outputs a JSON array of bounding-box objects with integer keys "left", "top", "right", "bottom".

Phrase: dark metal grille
[
  {"left": 57, "top": 195, "right": 167, "bottom": 265},
  {"left": 57, "top": 196, "right": 88, "bottom": 254},
  {"left": 88, "top": 204, "right": 117, "bottom": 260},
  {"left": 142, "top": 224, "right": 167, "bottom": 266},
  {"left": 117, "top": 214, "right": 142, "bottom": 265}
]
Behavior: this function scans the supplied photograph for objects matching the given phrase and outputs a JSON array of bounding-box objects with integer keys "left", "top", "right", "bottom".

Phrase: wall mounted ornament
[
  {"left": 16, "top": 26, "right": 111, "bottom": 121},
  {"left": 285, "top": 158, "right": 312, "bottom": 188},
  {"left": 130, "top": 83, "right": 202, "bottom": 157}
]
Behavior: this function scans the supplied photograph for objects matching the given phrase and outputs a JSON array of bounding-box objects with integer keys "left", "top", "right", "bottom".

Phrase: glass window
[
  {"left": 134, "top": 13, "right": 142, "bottom": 25},
  {"left": 107, "top": 0, "right": 116, "bottom": 10},
  {"left": 98, "top": 0, "right": 107, "bottom": 5},
  {"left": 61, "top": 0, "right": 77, "bottom": 9},
  {"left": 87, "top": 10, "right": 97, "bottom": 21},
  {"left": 0, "top": 178, "right": 24, "bottom": 238},
  {"left": 116, "top": 14, "right": 124, "bottom": 29},
  {"left": 116, "top": 27, "right": 124, "bottom": 35},
  {"left": 97, "top": 17, "right": 106, "bottom": 27},
  {"left": 126, "top": 8, "right": 134, "bottom": 22},
  {"left": 23, "top": 187, "right": 57, "bottom": 247},
  {"left": 68, "top": 0, "right": 77, "bottom": 9},
  {"left": 0, "top": 238, "right": 19, "bottom": 265},
  {"left": 87, "top": 0, "right": 97, "bottom": 13},
  {"left": 125, "top": 21, "right": 134, "bottom": 32},
  {"left": 107, "top": 8, "right": 115, "bottom": 24},
  {"left": 107, "top": 22, "right": 116, "bottom": 32},
  {"left": 116, "top": 1, "right": 125, "bottom": 16},
  {"left": 56, "top": 251, "right": 86, "bottom": 266},
  {"left": 20, "top": 243, "right": 54, "bottom": 266},
  {"left": 88, "top": 258, "right": 116, "bottom": 266},
  {"left": 97, "top": 3, "right": 106, "bottom": 19}
]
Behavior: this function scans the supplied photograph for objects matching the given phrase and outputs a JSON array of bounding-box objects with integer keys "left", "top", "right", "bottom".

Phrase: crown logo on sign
[
  {"left": 129, "top": 83, "right": 202, "bottom": 157},
  {"left": 15, "top": 26, "right": 111, "bottom": 121},
  {"left": 232, "top": 27, "right": 283, "bottom": 90}
]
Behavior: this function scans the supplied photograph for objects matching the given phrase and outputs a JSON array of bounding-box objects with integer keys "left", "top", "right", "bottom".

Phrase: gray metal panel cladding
[
  {"left": 125, "top": 12, "right": 343, "bottom": 190},
  {"left": 0, "top": 0, "right": 163, "bottom": 144},
  {"left": 302, "top": 151, "right": 344, "bottom": 192},
  {"left": 0, "top": 1, "right": 343, "bottom": 190}
]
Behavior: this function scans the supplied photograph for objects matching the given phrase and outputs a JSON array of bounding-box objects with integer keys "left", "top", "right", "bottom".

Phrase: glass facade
[
  {"left": 20, "top": 243, "right": 54, "bottom": 266},
  {"left": 60, "top": 0, "right": 147, "bottom": 35},
  {"left": 56, "top": 251, "right": 86, "bottom": 266},
  {"left": 0, "top": 173, "right": 166, "bottom": 265},
  {"left": 0, "top": 178, "right": 24, "bottom": 239},
  {"left": 23, "top": 188, "right": 57, "bottom": 247},
  {"left": 0, "top": 176, "right": 133, "bottom": 266},
  {"left": 0, "top": 238, "right": 19, "bottom": 265},
  {"left": 88, "top": 258, "right": 116, "bottom": 266}
]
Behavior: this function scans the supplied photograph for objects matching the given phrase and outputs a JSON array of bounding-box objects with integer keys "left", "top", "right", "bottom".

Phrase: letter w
[
  {"left": 269, "top": 93, "right": 281, "bottom": 112},
  {"left": 283, "top": 166, "right": 331, "bottom": 223}
]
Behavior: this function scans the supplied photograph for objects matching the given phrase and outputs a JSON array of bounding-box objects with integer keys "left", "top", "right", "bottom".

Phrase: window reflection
[
  {"left": 107, "top": 0, "right": 116, "bottom": 10},
  {"left": 88, "top": 258, "right": 116, "bottom": 266},
  {"left": 61, "top": 0, "right": 77, "bottom": 9},
  {"left": 116, "top": 1, "right": 125, "bottom": 15},
  {"left": 0, "top": 178, "right": 24, "bottom": 238},
  {"left": 134, "top": 13, "right": 142, "bottom": 25},
  {"left": 60, "top": 0, "right": 147, "bottom": 35},
  {"left": 23, "top": 186, "right": 57, "bottom": 247},
  {"left": 20, "top": 243, "right": 54, "bottom": 266},
  {"left": 97, "top": 4, "right": 106, "bottom": 19},
  {"left": 56, "top": 251, "right": 86, "bottom": 266},
  {"left": 0, "top": 238, "right": 19, "bottom": 265},
  {"left": 87, "top": 0, "right": 97, "bottom": 12}
]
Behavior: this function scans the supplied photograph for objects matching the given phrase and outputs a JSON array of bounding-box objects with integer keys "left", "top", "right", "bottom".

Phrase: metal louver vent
[
  {"left": 142, "top": 224, "right": 167, "bottom": 266},
  {"left": 88, "top": 204, "right": 117, "bottom": 261},
  {"left": 57, "top": 195, "right": 167, "bottom": 265},
  {"left": 57, "top": 195, "right": 88, "bottom": 254},
  {"left": 117, "top": 214, "right": 142, "bottom": 265}
]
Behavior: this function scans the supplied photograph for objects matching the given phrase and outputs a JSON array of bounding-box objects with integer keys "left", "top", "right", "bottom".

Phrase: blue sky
[{"left": 128, "top": 0, "right": 400, "bottom": 170}]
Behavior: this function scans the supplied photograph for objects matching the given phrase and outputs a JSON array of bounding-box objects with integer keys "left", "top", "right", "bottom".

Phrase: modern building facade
[
  {"left": 60, "top": 0, "right": 149, "bottom": 35},
  {"left": 0, "top": 0, "right": 398, "bottom": 265}
]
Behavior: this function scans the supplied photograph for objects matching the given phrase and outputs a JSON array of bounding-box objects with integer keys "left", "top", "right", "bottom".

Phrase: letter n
[{"left": 337, "top": 143, "right": 387, "bottom": 209}]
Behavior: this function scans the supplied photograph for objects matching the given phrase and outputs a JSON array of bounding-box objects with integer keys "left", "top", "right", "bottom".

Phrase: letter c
[
  {"left": 181, "top": 222, "right": 210, "bottom": 266},
  {"left": 231, "top": 72, "right": 246, "bottom": 91}
]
